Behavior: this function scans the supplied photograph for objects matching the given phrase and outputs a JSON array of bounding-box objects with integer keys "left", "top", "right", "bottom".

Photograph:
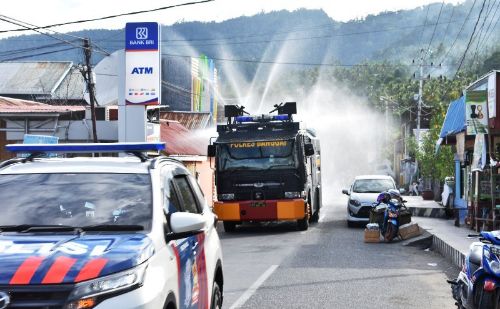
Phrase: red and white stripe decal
[
  {"left": 10, "top": 256, "right": 45, "bottom": 285},
  {"left": 75, "top": 258, "right": 108, "bottom": 282},
  {"left": 42, "top": 256, "right": 77, "bottom": 284}
]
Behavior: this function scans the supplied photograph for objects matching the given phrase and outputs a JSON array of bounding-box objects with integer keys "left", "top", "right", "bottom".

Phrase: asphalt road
[{"left": 218, "top": 195, "right": 459, "bottom": 309}]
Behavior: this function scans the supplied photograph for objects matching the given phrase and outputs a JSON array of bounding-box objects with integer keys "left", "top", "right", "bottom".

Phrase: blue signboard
[{"left": 125, "top": 22, "right": 159, "bottom": 51}]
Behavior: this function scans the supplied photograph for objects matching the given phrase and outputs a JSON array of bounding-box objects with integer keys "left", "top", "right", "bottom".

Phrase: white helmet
[{"left": 388, "top": 189, "right": 401, "bottom": 199}]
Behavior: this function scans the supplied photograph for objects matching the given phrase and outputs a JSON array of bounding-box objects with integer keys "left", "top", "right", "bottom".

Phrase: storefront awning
[
  {"left": 439, "top": 96, "right": 466, "bottom": 139},
  {"left": 436, "top": 96, "right": 465, "bottom": 153}
]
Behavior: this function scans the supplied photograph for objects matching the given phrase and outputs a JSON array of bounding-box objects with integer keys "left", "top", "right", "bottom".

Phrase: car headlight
[
  {"left": 349, "top": 199, "right": 361, "bottom": 207},
  {"left": 65, "top": 263, "right": 148, "bottom": 309},
  {"left": 285, "top": 191, "right": 305, "bottom": 199},
  {"left": 218, "top": 193, "right": 235, "bottom": 201}
]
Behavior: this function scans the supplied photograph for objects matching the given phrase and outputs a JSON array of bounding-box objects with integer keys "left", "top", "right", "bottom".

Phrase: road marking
[{"left": 229, "top": 264, "right": 279, "bottom": 309}]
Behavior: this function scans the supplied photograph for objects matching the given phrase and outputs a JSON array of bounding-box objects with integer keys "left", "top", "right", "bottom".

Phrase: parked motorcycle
[
  {"left": 448, "top": 231, "right": 500, "bottom": 308},
  {"left": 371, "top": 191, "right": 408, "bottom": 242}
]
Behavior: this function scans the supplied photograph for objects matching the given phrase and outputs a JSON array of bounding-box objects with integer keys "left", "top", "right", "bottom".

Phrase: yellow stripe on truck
[
  {"left": 277, "top": 199, "right": 305, "bottom": 220},
  {"left": 213, "top": 202, "right": 240, "bottom": 220}
]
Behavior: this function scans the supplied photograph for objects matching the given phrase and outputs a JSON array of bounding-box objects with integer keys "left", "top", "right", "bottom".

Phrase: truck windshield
[
  {"left": 353, "top": 179, "right": 395, "bottom": 193},
  {"left": 218, "top": 140, "right": 297, "bottom": 171},
  {"left": 0, "top": 173, "right": 152, "bottom": 230}
]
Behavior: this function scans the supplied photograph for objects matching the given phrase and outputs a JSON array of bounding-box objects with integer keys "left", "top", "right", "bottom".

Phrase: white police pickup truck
[{"left": 0, "top": 143, "right": 223, "bottom": 309}]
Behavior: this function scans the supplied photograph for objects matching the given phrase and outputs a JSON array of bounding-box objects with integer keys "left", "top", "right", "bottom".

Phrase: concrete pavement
[{"left": 405, "top": 196, "right": 475, "bottom": 269}]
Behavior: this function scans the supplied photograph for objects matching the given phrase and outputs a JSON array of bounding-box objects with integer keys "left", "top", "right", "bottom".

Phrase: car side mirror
[
  {"left": 165, "top": 212, "right": 205, "bottom": 242},
  {"left": 342, "top": 189, "right": 350, "bottom": 195},
  {"left": 304, "top": 144, "right": 314, "bottom": 157},
  {"left": 207, "top": 145, "right": 216, "bottom": 157}
]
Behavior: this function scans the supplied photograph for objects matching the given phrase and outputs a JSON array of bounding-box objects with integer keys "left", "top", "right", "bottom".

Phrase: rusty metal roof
[
  {"left": 0, "top": 61, "right": 73, "bottom": 95},
  {"left": 52, "top": 67, "right": 86, "bottom": 101},
  {"left": 160, "top": 120, "right": 207, "bottom": 156},
  {"left": 160, "top": 111, "right": 211, "bottom": 130},
  {"left": 0, "top": 96, "right": 85, "bottom": 114}
]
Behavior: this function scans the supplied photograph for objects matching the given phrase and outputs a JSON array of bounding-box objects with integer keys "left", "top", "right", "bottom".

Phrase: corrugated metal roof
[
  {"left": 52, "top": 67, "right": 86, "bottom": 101},
  {"left": 160, "top": 111, "right": 211, "bottom": 130},
  {"left": 439, "top": 96, "right": 466, "bottom": 138},
  {"left": 0, "top": 61, "right": 73, "bottom": 95},
  {"left": 0, "top": 96, "right": 85, "bottom": 114},
  {"left": 160, "top": 120, "right": 207, "bottom": 156}
]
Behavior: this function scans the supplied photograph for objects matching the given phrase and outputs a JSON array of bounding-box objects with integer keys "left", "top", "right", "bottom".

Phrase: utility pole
[
  {"left": 415, "top": 49, "right": 425, "bottom": 182},
  {"left": 83, "top": 38, "right": 98, "bottom": 143}
]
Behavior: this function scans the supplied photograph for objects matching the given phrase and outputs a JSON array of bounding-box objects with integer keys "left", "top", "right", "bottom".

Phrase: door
[{"left": 172, "top": 175, "right": 209, "bottom": 309}]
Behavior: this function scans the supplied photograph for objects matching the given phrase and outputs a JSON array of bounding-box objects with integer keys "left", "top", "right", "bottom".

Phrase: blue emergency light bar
[
  {"left": 5, "top": 142, "right": 166, "bottom": 154},
  {"left": 235, "top": 115, "right": 290, "bottom": 123}
]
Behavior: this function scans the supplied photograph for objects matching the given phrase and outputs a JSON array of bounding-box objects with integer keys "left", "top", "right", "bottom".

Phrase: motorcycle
[
  {"left": 371, "top": 195, "right": 407, "bottom": 242},
  {"left": 448, "top": 231, "right": 500, "bottom": 308},
  {"left": 382, "top": 199, "right": 404, "bottom": 242}
]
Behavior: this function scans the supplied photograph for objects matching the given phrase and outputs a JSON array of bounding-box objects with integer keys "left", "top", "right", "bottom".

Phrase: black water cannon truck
[{"left": 207, "top": 102, "right": 322, "bottom": 232}]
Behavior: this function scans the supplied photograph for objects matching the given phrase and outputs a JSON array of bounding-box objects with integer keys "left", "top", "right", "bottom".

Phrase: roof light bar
[{"left": 5, "top": 142, "right": 166, "bottom": 154}]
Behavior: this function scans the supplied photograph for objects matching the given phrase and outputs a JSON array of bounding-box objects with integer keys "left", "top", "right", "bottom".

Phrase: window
[
  {"left": 174, "top": 176, "right": 200, "bottom": 214},
  {"left": 0, "top": 173, "right": 153, "bottom": 230},
  {"left": 188, "top": 175, "right": 206, "bottom": 208}
]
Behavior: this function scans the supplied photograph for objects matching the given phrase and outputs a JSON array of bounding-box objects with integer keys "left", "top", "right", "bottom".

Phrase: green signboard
[{"left": 466, "top": 90, "right": 488, "bottom": 135}]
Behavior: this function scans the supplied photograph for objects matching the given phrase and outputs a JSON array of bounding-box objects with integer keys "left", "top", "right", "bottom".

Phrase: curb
[
  {"left": 430, "top": 234, "right": 465, "bottom": 269},
  {"left": 401, "top": 230, "right": 432, "bottom": 248},
  {"left": 408, "top": 206, "right": 447, "bottom": 219}
]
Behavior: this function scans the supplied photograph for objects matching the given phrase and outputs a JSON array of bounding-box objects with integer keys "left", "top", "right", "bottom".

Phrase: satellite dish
[{"left": 85, "top": 49, "right": 124, "bottom": 106}]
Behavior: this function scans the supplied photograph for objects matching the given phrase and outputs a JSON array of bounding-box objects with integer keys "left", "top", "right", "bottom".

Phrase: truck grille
[{"left": 0, "top": 284, "right": 73, "bottom": 309}]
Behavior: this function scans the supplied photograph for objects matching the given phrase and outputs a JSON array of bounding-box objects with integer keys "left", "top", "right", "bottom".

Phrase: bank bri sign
[{"left": 125, "top": 22, "right": 160, "bottom": 105}]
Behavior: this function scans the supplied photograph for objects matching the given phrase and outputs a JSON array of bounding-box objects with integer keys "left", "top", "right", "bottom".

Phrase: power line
[
  {"left": 470, "top": 0, "right": 494, "bottom": 64},
  {"left": 424, "top": 1, "right": 445, "bottom": 59},
  {"left": 430, "top": 0, "right": 477, "bottom": 74},
  {"left": 455, "top": 0, "right": 487, "bottom": 76},
  {"left": 99, "top": 16, "right": 481, "bottom": 50},
  {"left": 474, "top": 0, "right": 500, "bottom": 58},
  {"left": 0, "top": 0, "right": 215, "bottom": 34},
  {"left": 161, "top": 52, "right": 451, "bottom": 68},
  {"left": 0, "top": 47, "right": 78, "bottom": 62}
]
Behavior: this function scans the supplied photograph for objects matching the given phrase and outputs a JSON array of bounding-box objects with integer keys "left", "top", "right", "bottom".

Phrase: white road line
[{"left": 229, "top": 264, "right": 279, "bottom": 309}]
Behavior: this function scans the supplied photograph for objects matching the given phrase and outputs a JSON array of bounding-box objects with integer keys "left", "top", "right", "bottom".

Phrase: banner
[
  {"left": 488, "top": 73, "right": 496, "bottom": 119},
  {"left": 472, "top": 133, "right": 487, "bottom": 172},
  {"left": 466, "top": 90, "right": 488, "bottom": 135}
]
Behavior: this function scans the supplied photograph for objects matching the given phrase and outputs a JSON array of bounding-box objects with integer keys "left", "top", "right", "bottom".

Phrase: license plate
[{"left": 251, "top": 202, "right": 266, "bottom": 208}]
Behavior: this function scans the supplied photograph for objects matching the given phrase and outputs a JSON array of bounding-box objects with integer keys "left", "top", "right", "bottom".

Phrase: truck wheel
[
  {"left": 223, "top": 221, "right": 236, "bottom": 233},
  {"left": 310, "top": 194, "right": 320, "bottom": 223},
  {"left": 297, "top": 204, "right": 310, "bottom": 231}
]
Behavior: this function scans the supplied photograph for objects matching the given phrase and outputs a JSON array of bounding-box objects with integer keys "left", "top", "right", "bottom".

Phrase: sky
[{"left": 0, "top": 0, "right": 465, "bottom": 37}]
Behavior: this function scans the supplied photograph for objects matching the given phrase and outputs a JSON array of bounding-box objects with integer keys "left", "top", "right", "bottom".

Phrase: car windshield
[
  {"left": 218, "top": 139, "right": 297, "bottom": 171},
  {"left": 353, "top": 179, "right": 395, "bottom": 193},
  {"left": 0, "top": 173, "right": 152, "bottom": 230}
]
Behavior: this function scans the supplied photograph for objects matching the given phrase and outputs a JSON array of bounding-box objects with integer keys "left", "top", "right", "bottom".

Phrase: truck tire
[
  {"left": 297, "top": 204, "right": 310, "bottom": 231},
  {"left": 310, "top": 193, "right": 320, "bottom": 223},
  {"left": 223, "top": 221, "right": 236, "bottom": 233}
]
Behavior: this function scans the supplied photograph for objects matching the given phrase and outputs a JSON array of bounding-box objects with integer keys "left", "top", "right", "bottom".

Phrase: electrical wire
[
  {"left": 0, "top": 47, "right": 78, "bottom": 62},
  {"left": 0, "top": 0, "right": 215, "bottom": 34},
  {"left": 455, "top": 0, "right": 487, "bottom": 76},
  {"left": 424, "top": 1, "right": 445, "bottom": 59},
  {"left": 430, "top": 0, "right": 477, "bottom": 73},
  {"left": 161, "top": 52, "right": 450, "bottom": 68}
]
